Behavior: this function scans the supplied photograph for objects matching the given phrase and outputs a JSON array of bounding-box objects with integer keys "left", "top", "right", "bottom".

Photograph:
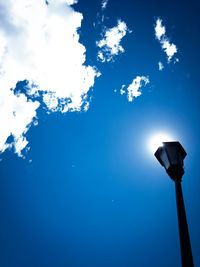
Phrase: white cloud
[
  {"left": 158, "top": 61, "right": 164, "bottom": 71},
  {"left": 155, "top": 18, "right": 166, "bottom": 40},
  {"left": 162, "top": 41, "right": 177, "bottom": 62},
  {"left": 66, "top": 0, "right": 78, "bottom": 5},
  {"left": 127, "top": 76, "right": 149, "bottom": 102},
  {"left": 101, "top": 0, "right": 108, "bottom": 10},
  {"left": 0, "top": 0, "right": 99, "bottom": 156},
  {"left": 120, "top": 85, "right": 126, "bottom": 95},
  {"left": 154, "top": 18, "right": 178, "bottom": 62},
  {"left": 96, "top": 20, "right": 129, "bottom": 62},
  {"left": 0, "top": 90, "right": 40, "bottom": 157},
  {"left": 119, "top": 76, "right": 149, "bottom": 102}
]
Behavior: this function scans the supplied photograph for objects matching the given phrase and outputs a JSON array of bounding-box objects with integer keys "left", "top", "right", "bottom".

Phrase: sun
[{"left": 148, "top": 132, "right": 175, "bottom": 154}]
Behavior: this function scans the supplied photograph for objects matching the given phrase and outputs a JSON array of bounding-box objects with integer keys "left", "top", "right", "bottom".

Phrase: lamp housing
[{"left": 154, "top": 141, "right": 187, "bottom": 181}]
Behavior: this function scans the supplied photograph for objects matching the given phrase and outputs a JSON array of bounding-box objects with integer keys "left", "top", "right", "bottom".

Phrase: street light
[{"left": 154, "top": 141, "right": 194, "bottom": 267}]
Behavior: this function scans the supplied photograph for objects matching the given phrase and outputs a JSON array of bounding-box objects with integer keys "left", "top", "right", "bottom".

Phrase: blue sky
[{"left": 0, "top": 0, "right": 200, "bottom": 266}]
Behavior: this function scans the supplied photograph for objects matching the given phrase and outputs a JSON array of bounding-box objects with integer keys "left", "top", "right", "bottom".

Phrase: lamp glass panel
[
  {"left": 165, "top": 145, "right": 181, "bottom": 166},
  {"left": 160, "top": 148, "right": 170, "bottom": 169}
]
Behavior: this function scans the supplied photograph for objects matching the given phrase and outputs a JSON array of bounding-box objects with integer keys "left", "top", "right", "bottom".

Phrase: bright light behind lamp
[{"left": 148, "top": 132, "right": 175, "bottom": 154}]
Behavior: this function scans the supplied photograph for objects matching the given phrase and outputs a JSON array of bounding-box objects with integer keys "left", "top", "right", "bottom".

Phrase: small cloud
[
  {"left": 127, "top": 76, "right": 149, "bottom": 102},
  {"left": 101, "top": 0, "right": 108, "bottom": 10},
  {"left": 162, "top": 40, "right": 177, "bottom": 62},
  {"left": 158, "top": 61, "right": 164, "bottom": 71},
  {"left": 119, "top": 76, "right": 149, "bottom": 102},
  {"left": 96, "top": 20, "right": 130, "bottom": 62},
  {"left": 95, "top": 0, "right": 108, "bottom": 26},
  {"left": 120, "top": 85, "right": 126, "bottom": 95},
  {"left": 155, "top": 18, "right": 166, "bottom": 40},
  {"left": 154, "top": 18, "right": 178, "bottom": 63}
]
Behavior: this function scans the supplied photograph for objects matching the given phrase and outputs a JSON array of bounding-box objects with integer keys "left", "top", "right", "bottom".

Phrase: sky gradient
[{"left": 1, "top": 0, "right": 200, "bottom": 266}]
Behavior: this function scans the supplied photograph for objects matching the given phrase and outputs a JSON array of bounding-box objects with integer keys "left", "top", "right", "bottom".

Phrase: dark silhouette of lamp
[{"left": 155, "top": 141, "right": 194, "bottom": 267}]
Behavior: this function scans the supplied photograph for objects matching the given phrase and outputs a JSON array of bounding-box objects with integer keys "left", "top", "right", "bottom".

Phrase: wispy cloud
[
  {"left": 101, "top": 0, "right": 108, "bottom": 10},
  {"left": 96, "top": 20, "right": 129, "bottom": 62},
  {"left": 154, "top": 18, "right": 178, "bottom": 63},
  {"left": 158, "top": 61, "right": 164, "bottom": 71},
  {"left": 119, "top": 76, "right": 150, "bottom": 102},
  {"left": 155, "top": 19, "right": 166, "bottom": 40},
  {"left": 0, "top": 0, "right": 99, "bottom": 156}
]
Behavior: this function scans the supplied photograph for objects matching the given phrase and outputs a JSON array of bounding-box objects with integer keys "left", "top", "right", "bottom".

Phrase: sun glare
[{"left": 148, "top": 132, "right": 175, "bottom": 154}]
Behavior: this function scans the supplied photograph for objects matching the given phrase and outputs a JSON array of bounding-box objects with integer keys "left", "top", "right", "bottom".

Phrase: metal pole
[{"left": 175, "top": 180, "right": 194, "bottom": 267}]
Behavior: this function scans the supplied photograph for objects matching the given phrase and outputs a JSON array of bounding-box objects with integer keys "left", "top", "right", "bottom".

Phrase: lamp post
[{"left": 154, "top": 141, "right": 194, "bottom": 267}]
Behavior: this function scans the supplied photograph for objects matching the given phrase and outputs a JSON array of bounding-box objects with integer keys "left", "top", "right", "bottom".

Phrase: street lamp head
[{"left": 154, "top": 141, "right": 187, "bottom": 181}]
